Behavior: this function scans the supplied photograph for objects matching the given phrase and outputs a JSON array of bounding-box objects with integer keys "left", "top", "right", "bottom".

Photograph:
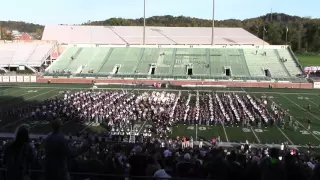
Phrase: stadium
[{"left": 1, "top": 9, "right": 320, "bottom": 179}]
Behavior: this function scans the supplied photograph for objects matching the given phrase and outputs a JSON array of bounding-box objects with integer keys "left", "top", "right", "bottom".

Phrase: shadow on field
[
  {"left": 0, "top": 93, "right": 53, "bottom": 134},
  {"left": 0, "top": 93, "right": 86, "bottom": 136}
]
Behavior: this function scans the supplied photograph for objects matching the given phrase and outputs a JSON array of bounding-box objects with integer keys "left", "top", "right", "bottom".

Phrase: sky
[{"left": 0, "top": 0, "right": 319, "bottom": 25}]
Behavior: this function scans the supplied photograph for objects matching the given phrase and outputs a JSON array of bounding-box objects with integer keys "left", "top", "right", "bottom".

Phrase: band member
[
  {"left": 308, "top": 118, "right": 311, "bottom": 130},
  {"left": 212, "top": 138, "right": 216, "bottom": 146},
  {"left": 185, "top": 137, "right": 190, "bottom": 148},
  {"left": 199, "top": 139, "right": 203, "bottom": 148},
  {"left": 182, "top": 136, "right": 186, "bottom": 148},
  {"left": 189, "top": 137, "right": 193, "bottom": 148}
]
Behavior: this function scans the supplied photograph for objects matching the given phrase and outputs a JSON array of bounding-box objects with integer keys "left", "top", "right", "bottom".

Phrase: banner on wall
[
  {"left": 9, "top": 76, "right": 16, "bottom": 82},
  {"left": 24, "top": 76, "right": 31, "bottom": 82},
  {"left": 314, "top": 82, "right": 320, "bottom": 89},
  {"left": 30, "top": 76, "right": 37, "bottom": 82},
  {"left": 16, "top": 76, "right": 24, "bottom": 82},
  {"left": 2, "top": 76, "right": 9, "bottom": 82}
]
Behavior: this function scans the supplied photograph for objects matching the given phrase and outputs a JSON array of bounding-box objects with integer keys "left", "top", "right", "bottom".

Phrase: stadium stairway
[
  {"left": 238, "top": 49, "right": 251, "bottom": 77},
  {"left": 274, "top": 49, "right": 291, "bottom": 77},
  {"left": 97, "top": 48, "right": 114, "bottom": 73},
  {"left": 242, "top": 49, "right": 290, "bottom": 78},
  {"left": 135, "top": 48, "right": 160, "bottom": 74},
  {"left": 63, "top": 48, "right": 83, "bottom": 72},
  {"left": 117, "top": 48, "right": 141, "bottom": 75},
  {"left": 46, "top": 47, "right": 82, "bottom": 73},
  {"left": 67, "top": 48, "right": 96, "bottom": 73},
  {"left": 81, "top": 47, "right": 111, "bottom": 74},
  {"left": 277, "top": 48, "right": 302, "bottom": 77},
  {"left": 99, "top": 48, "right": 131, "bottom": 74}
]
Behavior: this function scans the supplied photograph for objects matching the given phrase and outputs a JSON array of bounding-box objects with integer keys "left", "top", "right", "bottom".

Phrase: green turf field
[
  {"left": 1, "top": 85, "right": 320, "bottom": 147},
  {"left": 296, "top": 53, "right": 320, "bottom": 67}
]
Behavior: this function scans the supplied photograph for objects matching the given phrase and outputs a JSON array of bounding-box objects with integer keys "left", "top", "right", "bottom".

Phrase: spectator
[
  {"left": 128, "top": 145, "right": 147, "bottom": 178},
  {"left": 4, "top": 124, "right": 36, "bottom": 180},
  {"left": 260, "top": 148, "right": 285, "bottom": 180},
  {"left": 175, "top": 153, "right": 194, "bottom": 178},
  {"left": 44, "top": 119, "right": 89, "bottom": 180}
]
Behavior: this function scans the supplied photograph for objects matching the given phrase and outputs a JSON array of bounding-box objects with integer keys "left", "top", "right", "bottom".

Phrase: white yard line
[
  {"left": 276, "top": 126, "right": 294, "bottom": 145},
  {"left": 22, "top": 89, "right": 56, "bottom": 101},
  {"left": 279, "top": 93, "right": 320, "bottom": 123},
  {"left": 250, "top": 127, "right": 261, "bottom": 144},
  {"left": 221, "top": 122, "right": 229, "bottom": 142},
  {"left": 0, "top": 88, "right": 9, "bottom": 93},
  {"left": 3, "top": 91, "right": 32, "bottom": 103},
  {"left": 261, "top": 93, "right": 294, "bottom": 145},
  {"left": 137, "top": 120, "right": 147, "bottom": 135},
  {"left": 270, "top": 93, "right": 320, "bottom": 142},
  {"left": 298, "top": 93, "right": 319, "bottom": 106},
  {"left": 1, "top": 85, "right": 320, "bottom": 95},
  {"left": 79, "top": 123, "right": 92, "bottom": 133}
]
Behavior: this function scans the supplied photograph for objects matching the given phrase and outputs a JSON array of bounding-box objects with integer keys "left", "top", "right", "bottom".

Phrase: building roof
[{"left": 42, "top": 25, "right": 268, "bottom": 45}]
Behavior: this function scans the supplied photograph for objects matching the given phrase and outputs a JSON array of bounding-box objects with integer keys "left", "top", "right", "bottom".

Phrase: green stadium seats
[
  {"left": 82, "top": 47, "right": 111, "bottom": 74},
  {"left": 47, "top": 46, "right": 303, "bottom": 81},
  {"left": 277, "top": 49, "right": 302, "bottom": 76},
  {"left": 47, "top": 47, "right": 80, "bottom": 73}
]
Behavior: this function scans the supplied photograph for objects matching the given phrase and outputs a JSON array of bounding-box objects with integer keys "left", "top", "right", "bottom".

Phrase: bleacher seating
[
  {"left": 243, "top": 49, "right": 289, "bottom": 77},
  {"left": 0, "top": 42, "right": 55, "bottom": 66},
  {"left": 81, "top": 47, "right": 111, "bottom": 74},
  {"left": 277, "top": 49, "right": 302, "bottom": 76},
  {"left": 46, "top": 46, "right": 304, "bottom": 81}
]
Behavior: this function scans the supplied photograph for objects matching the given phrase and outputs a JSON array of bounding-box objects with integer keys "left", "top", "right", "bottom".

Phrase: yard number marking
[
  {"left": 300, "top": 130, "right": 320, "bottom": 135},
  {"left": 298, "top": 97, "right": 309, "bottom": 100},
  {"left": 187, "top": 126, "right": 208, "bottom": 131},
  {"left": 242, "top": 128, "right": 264, "bottom": 133},
  {"left": 27, "top": 90, "right": 38, "bottom": 93},
  {"left": 300, "top": 130, "right": 310, "bottom": 135},
  {"left": 313, "top": 131, "right": 320, "bottom": 135}
]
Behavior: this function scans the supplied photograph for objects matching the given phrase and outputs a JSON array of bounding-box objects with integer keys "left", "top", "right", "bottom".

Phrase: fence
[
  {"left": 0, "top": 75, "right": 37, "bottom": 83},
  {"left": 0, "top": 168, "right": 206, "bottom": 180}
]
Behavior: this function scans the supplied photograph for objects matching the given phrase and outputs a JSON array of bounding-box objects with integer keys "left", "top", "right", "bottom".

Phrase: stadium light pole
[
  {"left": 143, "top": 0, "right": 146, "bottom": 45},
  {"left": 211, "top": 0, "right": 215, "bottom": 45},
  {"left": 285, "top": 27, "right": 288, "bottom": 46}
]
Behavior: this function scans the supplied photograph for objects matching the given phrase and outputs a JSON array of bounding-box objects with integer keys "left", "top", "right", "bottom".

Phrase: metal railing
[{"left": 0, "top": 168, "right": 208, "bottom": 180}]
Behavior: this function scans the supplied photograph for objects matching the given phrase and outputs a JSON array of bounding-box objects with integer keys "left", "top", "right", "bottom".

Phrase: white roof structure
[
  {"left": 0, "top": 41, "right": 55, "bottom": 67},
  {"left": 42, "top": 25, "right": 268, "bottom": 45}
]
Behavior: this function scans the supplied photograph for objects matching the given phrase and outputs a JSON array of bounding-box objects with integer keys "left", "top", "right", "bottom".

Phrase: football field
[{"left": 1, "top": 84, "right": 320, "bottom": 148}]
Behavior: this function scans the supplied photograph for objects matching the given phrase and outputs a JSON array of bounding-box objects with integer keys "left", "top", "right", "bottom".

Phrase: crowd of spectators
[{"left": 0, "top": 120, "right": 319, "bottom": 180}]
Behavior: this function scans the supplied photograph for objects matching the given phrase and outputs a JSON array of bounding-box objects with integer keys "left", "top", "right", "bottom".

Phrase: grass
[
  {"left": 296, "top": 53, "right": 320, "bottom": 67},
  {"left": 1, "top": 85, "right": 320, "bottom": 149}
]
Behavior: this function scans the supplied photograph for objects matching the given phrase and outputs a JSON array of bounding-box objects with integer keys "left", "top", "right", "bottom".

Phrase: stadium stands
[
  {"left": 0, "top": 41, "right": 56, "bottom": 67},
  {"left": 45, "top": 45, "right": 304, "bottom": 81},
  {"left": 277, "top": 49, "right": 302, "bottom": 76}
]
